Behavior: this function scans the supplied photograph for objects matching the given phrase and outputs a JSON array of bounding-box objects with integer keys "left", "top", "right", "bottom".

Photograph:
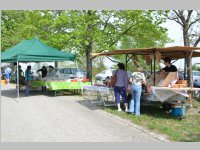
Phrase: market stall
[
  {"left": 1, "top": 37, "right": 85, "bottom": 98},
  {"left": 90, "top": 46, "right": 200, "bottom": 109}
]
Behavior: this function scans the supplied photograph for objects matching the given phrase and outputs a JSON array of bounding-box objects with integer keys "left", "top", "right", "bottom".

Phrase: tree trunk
[
  {"left": 183, "top": 25, "right": 192, "bottom": 87},
  {"left": 183, "top": 27, "right": 190, "bottom": 46},
  {"left": 86, "top": 42, "right": 94, "bottom": 81}
]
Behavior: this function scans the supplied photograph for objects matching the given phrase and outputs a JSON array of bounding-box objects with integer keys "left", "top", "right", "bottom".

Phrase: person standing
[
  {"left": 0, "top": 67, "right": 5, "bottom": 80},
  {"left": 128, "top": 66, "right": 146, "bottom": 116},
  {"left": 37, "top": 66, "right": 47, "bottom": 78},
  {"left": 5, "top": 66, "right": 12, "bottom": 84},
  {"left": 37, "top": 66, "right": 48, "bottom": 91},
  {"left": 113, "top": 63, "right": 129, "bottom": 112},
  {"left": 25, "top": 65, "right": 33, "bottom": 96},
  {"left": 15, "top": 65, "right": 24, "bottom": 83}
]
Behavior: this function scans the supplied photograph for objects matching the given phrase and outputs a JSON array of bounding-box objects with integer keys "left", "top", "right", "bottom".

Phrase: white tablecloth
[
  {"left": 83, "top": 85, "right": 113, "bottom": 93},
  {"left": 151, "top": 86, "right": 190, "bottom": 102}
]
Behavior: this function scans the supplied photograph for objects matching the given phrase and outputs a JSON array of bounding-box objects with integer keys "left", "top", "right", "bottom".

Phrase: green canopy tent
[
  {"left": 1, "top": 38, "right": 76, "bottom": 62},
  {"left": 1, "top": 37, "right": 76, "bottom": 99}
]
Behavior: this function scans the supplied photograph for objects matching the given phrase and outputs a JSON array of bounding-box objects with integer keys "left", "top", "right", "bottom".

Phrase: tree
[
  {"left": 63, "top": 10, "right": 169, "bottom": 80},
  {"left": 164, "top": 10, "right": 200, "bottom": 47},
  {"left": 164, "top": 10, "right": 200, "bottom": 86},
  {"left": 1, "top": 10, "right": 169, "bottom": 81}
]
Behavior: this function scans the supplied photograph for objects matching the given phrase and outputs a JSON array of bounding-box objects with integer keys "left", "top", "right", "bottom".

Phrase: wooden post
[
  {"left": 184, "top": 58, "right": 187, "bottom": 80},
  {"left": 153, "top": 49, "right": 156, "bottom": 86},
  {"left": 188, "top": 51, "right": 193, "bottom": 104},
  {"left": 125, "top": 54, "right": 128, "bottom": 71}
]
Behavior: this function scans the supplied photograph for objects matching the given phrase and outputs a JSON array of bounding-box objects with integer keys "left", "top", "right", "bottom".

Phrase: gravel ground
[{"left": 1, "top": 84, "right": 169, "bottom": 142}]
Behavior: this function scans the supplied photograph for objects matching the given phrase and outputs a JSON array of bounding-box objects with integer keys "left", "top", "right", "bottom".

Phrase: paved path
[{"left": 1, "top": 84, "right": 168, "bottom": 142}]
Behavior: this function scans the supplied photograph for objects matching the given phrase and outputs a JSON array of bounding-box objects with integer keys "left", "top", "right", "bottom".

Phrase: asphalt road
[{"left": 1, "top": 84, "right": 168, "bottom": 142}]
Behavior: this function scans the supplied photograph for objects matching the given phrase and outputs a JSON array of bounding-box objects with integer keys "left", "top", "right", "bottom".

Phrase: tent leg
[{"left": 17, "top": 61, "right": 20, "bottom": 100}]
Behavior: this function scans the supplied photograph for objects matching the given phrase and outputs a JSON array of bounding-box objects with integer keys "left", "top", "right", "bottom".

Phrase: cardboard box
[
  {"left": 172, "top": 84, "right": 188, "bottom": 88},
  {"left": 171, "top": 84, "right": 179, "bottom": 88},
  {"left": 156, "top": 72, "right": 178, "bottom": 87},
  {"left": 176, "top": 80, "right": 188, "bottom": 84}
]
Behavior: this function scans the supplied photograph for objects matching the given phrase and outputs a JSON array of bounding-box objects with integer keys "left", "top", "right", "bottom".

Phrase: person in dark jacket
[
  {"left": 162, "top": 57, "right": 177, "bottom": 72},
  {"left": 37, "top": 66, "right": 47, "bottom": 78},
  {"left": 37, "top": 66, "right": 48, "bottom": 91}
]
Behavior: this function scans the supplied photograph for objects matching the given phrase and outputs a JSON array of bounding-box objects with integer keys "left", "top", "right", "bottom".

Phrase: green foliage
[
  {"left": 192, "top": 64, "right": 200, "bottom": 71},
  {"left": 1, "top": 10, "right": 170, "bottom": 76}
]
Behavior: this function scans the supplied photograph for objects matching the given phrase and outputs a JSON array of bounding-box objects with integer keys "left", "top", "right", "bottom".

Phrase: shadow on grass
[
  {"left": 140, "top": 102, "right": 174, "bottom": 119},
  {"left": 105, "top": 101, "right": 180, "bottom": 120}
]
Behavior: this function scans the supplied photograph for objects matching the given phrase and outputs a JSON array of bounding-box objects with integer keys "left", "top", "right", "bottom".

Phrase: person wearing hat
[
  {"left": 113, "top": 63, "right": 129, "bottom": 112},
  {"left": 128, "top": 66, "right": 146, "bottom": 116}
]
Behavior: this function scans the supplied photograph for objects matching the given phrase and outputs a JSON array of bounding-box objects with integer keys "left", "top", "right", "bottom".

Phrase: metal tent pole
[
  {"left": 16, "top": 60, "right": 19, "bottom": 99},
  {"left": 75, "top": 60, "right": 78, "bottom": 69}
]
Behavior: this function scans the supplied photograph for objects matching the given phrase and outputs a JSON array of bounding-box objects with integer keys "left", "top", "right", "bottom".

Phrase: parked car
[
  {"left": 95, "top": 69, "right": 115, "bottom": 81},
  {"left": 178, "top": 71, "right": 184, "bottom": 80},
  {"left": 56, "top": 68, "right": 87, "bottom": 79},
  {"left": 95, "top": 69, "right": 132, "bottom": 81},
  {"left": 193, "top": 71, "right": 200, "bottom": 87}
]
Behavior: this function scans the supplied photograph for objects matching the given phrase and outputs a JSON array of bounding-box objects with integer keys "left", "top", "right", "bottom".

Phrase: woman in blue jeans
[{"left": 128, "top": 67, "right": 146, "bottom": 116}]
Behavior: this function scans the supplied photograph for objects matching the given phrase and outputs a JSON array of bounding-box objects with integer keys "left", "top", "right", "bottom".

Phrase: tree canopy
[{"left": 1, "top": 10, "right": 170, "bottom": 79}]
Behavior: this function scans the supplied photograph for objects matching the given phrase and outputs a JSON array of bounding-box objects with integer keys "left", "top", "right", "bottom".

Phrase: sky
[{"left": 161, "top": 20, "right": 200, "bottom": 70}]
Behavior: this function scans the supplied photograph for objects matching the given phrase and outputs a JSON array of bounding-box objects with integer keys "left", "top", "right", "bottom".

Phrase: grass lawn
[{"left": 104, "top": 97, "right": 200, "bottom": 142}]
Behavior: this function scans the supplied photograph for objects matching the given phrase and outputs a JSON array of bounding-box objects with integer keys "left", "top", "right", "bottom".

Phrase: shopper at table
[
  {"left": 25, "top": 65, "right": 33, "bottom": 96},
  {"left": 104, "top": 76, "right": 111, "bottom": 87},
  {"left": 37, "top": 66, "right": 48, "bottom": 91},
  {"left": 37, "top": 66, "right": 47, "bottom": 78},
  {"left": 0, "top": 67, "right": 5, "bottom": 80},
  {"left": 5, "top": 66, "right": 12, "bottom": 84},
  {"left": 113, "top": 63, "right": 129, "bottom": 112},
  {"left": 14, "top": 65, "right": 25, "bottom": 87},
  {"left": 128, "top": 66, "right": 146, "bottom": 116}
]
